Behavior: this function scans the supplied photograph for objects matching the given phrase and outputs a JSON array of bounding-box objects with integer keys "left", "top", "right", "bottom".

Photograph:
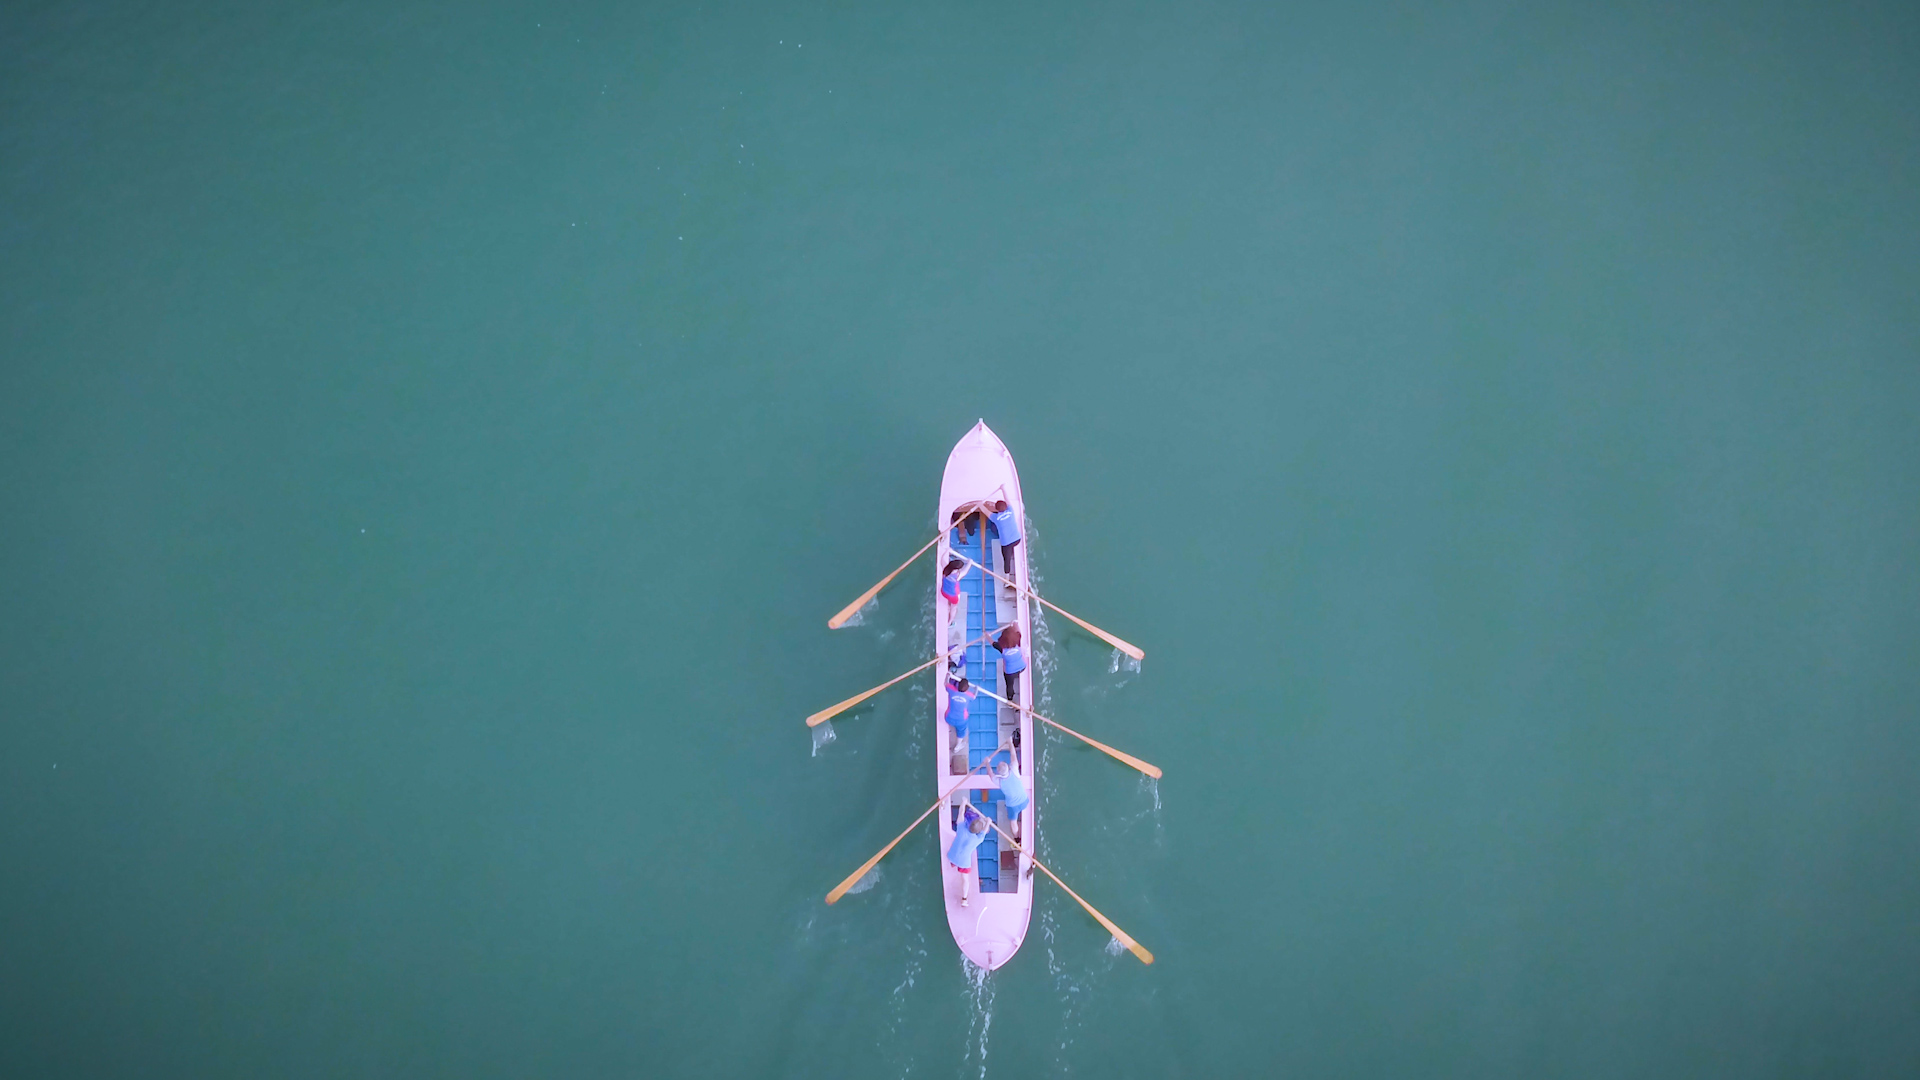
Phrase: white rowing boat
[
  {"left": 815, "top": 421, "right": 1154, "bottom": 968},
  {"left": 934, "top": 420, "right": 1033, "bottom": 970}
]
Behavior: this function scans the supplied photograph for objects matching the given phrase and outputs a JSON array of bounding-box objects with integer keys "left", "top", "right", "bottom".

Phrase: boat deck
[
  {"left": 948, "top": 513, "right": 1020, "bottom": 896},
  {"left": 934, "top": 421, "right": 1034, "bottom": 968}
]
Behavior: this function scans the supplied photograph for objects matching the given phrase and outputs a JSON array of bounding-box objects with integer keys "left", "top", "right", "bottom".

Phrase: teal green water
[{"left": 5, "top": 2, "right": 1920, "bottom": 1076}]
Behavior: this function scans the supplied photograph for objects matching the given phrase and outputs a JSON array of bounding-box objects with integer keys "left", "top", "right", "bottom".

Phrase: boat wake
[
  {"left": 1026, "top": 525, "right": 1057, "bottom": 722},
  {"left": 902, "top": 586, "right": 936, "bottom": 763},
  {"left": 961, "top": 957, "right": 996, "bottom": 1078},
  {"left": 810, "top": 720, "right": 836, "bottom": 756}
]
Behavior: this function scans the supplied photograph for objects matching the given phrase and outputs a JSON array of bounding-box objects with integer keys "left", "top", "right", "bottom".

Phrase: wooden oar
[
  {"left": 976, "top": 688, "right": 1162, "bottom": 779},
  {"left": 825, "top": 733, "right": 1015, "bottom": 904},
  {"left": 958, "top": 555, "right": 1144, "bottom": 662},
  {"left": 829, "top": 525, "right": 950, "bottom": 629},
  {"left": 805, "top": 625, "right": 1000, "bottom": 728},
  {"left": 983, "top": 818, "right": 1153, "bottom": 964}
]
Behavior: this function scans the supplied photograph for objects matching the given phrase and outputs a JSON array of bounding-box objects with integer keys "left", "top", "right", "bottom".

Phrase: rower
[
  {"left": 988, "top": 500, "right": 1022, "bottom": 574},
  {"left": 995, "top": 761, "right": 1029, "bottom": 841},
  {"left": 948, "top": 806, "right": 989, "bottom": 906},
  {"left": 993, "top": 625, "right": 1026, "bottom": 705},
  {"left": 944, "top": 676, "right": 976, "bottom": 758},
  {"left": 939, "top": 558, "right": 966, "bottom": 637},
  {"left": 949, "top": 507, "right": 978, "bottom": 545}
]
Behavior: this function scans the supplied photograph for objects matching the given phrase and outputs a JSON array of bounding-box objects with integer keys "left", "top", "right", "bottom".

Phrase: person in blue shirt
[
  {"left": 995, "top": 761, "right": 1029, "bottom": 842},
  {"left": 988, "top": 500, "right": 1022, "bottom": 574},
  {"left": 948, "top": 805, "right": 989, "bottom": 906},
  {"left": 944, "top": 676, "right": 976, "bottom": 756},
  {"left": 994, "top": 625, "right": 1027, "bottom": 705}
]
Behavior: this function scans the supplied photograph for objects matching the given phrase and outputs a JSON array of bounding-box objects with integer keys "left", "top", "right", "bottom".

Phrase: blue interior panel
[{"left": 951, "top": 511, "right": 1014, "bottom": 893}]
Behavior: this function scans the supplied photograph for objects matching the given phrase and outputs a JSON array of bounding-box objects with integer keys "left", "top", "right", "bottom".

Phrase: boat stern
[
  {"left": 961, "top": 934, "right": 1023, "bottom": 972},
  {"left": 941, "top": 870, "right": 1033, "bottom": 972}
]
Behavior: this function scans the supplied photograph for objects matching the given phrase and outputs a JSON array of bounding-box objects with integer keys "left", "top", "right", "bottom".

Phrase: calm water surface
[{"left": 4, "top": 2, "right": 1918, "bottom": 1077}]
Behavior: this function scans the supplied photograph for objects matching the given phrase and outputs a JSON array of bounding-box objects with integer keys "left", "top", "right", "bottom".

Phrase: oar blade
[
  {"left": 824, "top": 731, "right": 1017, "bottom": 905},
  {"left": 807, "top": 684, "right": 882, "bottom": 727},
  {"left": 1072, "top": 895, "right": 1154, "bottom": 963},
  {"left": 826, "top": 855, "right": 885, "bottom": 904},
  {"left": 1112, "top": 749, "right": 1163, "bottom": 780},
  {"left": 806, "top": 654, "right": 943, "bottom": 727},
  {"left": 983, "top": 688, "right": 1163, "bottom": 779},
  {"left": 1051, "top": 721, "right": 1162, "bottom": 779},
  {"left": 827, "top": 588, "right": 882, "bottom": 630},
  {"left": 1093, "top": 741, "right": 1162, "bottom": 780},
  {"left": 809, "top": 626, "right": 1003, "bottom": 728},
  {"left": 991, "top": 824, "right": 1154, "bottom": 966},
  {"left": 1056, "top": 604, "right": 1145, "bottom": 662},
  {"left": 1069, "top": 891, "right": 1155, "bottom": 965},
  {"left": 958, "top": 554, "right": 1145, "bottom": 661},
  {"left": 828, "top": 530, "right": 943, "bottom": 629}
]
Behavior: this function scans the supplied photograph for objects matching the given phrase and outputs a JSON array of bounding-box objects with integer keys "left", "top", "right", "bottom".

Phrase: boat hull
[{"left": 934, "top": 421, "right": 1034, "bottom": 971}]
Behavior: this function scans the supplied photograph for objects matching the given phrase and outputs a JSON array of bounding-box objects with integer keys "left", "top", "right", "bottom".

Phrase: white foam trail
[
  {"left": 904, "top": 680, "right": 929, "bottom": 763},
  {"left": 1104, "top": 935, "right": 1128, "bottom": 957},
  {"left": 810, "top": 721, "right": 836, "bottom": 756},
  {"left": 1038, "top": 905, "right": 1088, "bottom": 1063},
  {"left": 879, "top": 944, "right": 928, "bottom": 1078},
  {"left": 908, "top": 566, "right": 936, "bottom": 768},
  {"left": 1027, "top": 530, "right": 1056, "bottom": 721},
  {"left": 962, "top": 957, "right": 995, "bottom": 1077},
  {"left": 890, "top": 949, "right": 922, "bottom": 996}
]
